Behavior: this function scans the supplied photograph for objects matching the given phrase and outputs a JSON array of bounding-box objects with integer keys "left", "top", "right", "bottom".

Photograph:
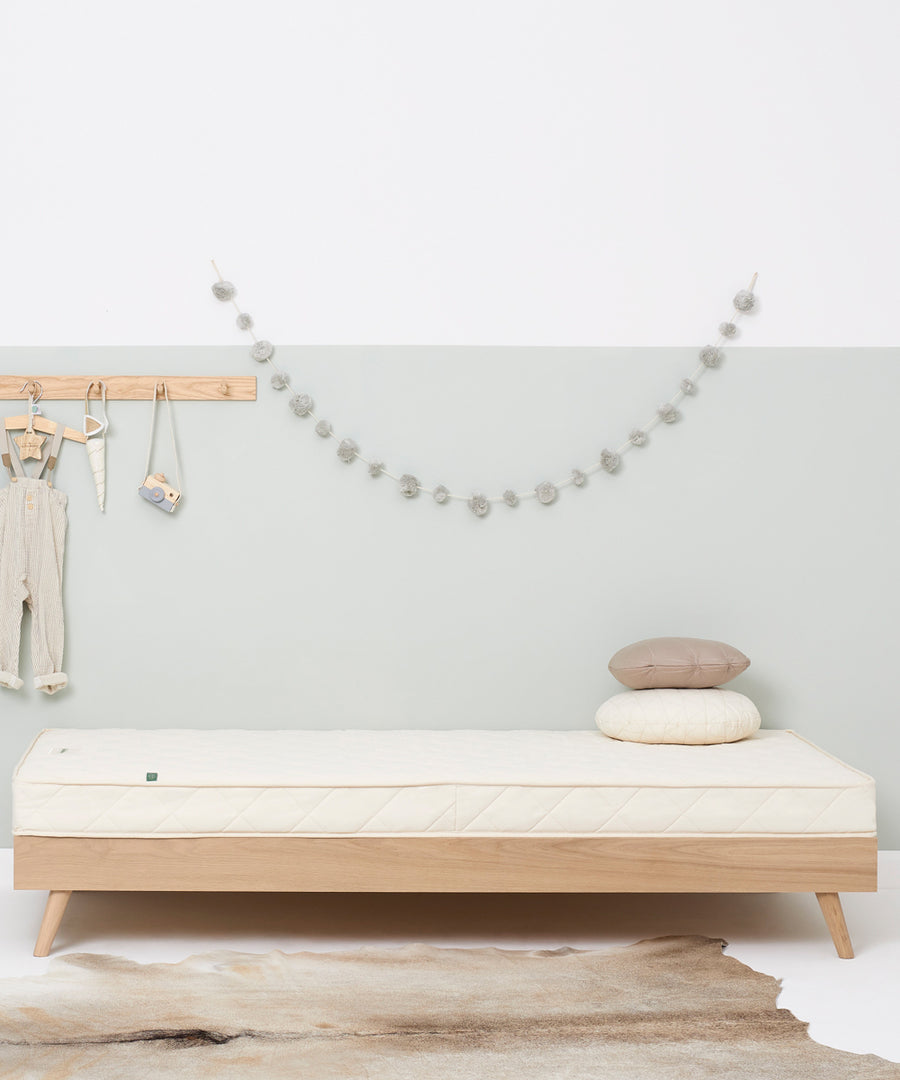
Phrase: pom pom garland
[{"left": 211, "top": 266, "right": 758, "bottom": 517}]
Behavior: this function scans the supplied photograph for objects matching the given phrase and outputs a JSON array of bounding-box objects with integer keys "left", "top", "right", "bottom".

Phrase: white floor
[{"left": 1, "top": 848, "right": 898, "bottom": 1062}]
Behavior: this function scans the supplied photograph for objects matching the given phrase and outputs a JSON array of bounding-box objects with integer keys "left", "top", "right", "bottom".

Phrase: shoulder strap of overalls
[
  {"left": 33, "top": 424, "right": 65, "bottom": 480},
  {"left": 3, "top": 430, "right": 25, "bottom": 479}
]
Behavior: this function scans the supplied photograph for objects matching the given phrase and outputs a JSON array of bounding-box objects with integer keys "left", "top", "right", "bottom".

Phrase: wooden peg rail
[{"left": 0, "top": 376, "right": 256, "bottom": 401}]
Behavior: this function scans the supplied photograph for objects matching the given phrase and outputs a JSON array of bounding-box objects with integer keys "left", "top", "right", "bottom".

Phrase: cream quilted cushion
[{"left": 595, "top": 688, "right": 761, "bottom": 745}]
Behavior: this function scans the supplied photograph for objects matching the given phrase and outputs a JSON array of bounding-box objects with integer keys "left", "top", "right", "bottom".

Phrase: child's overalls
[{"left": 0, "top": 426, "right": 68, "bottom": 693}]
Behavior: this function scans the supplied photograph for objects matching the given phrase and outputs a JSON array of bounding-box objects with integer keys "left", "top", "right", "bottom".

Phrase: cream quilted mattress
[{"left": 12, "top": 728, "right": 876, "bottom": 838}]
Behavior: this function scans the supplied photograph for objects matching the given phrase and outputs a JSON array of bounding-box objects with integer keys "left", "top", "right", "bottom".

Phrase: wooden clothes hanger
[{"left": 3, "top": 381, "right": 86, "bottom": 444}]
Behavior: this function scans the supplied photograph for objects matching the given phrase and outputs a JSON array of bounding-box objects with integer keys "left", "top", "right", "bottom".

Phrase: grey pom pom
[
  {"left": 572, "top": 469, "right": 586, "bottom": 487},
  {"left": 399, "top": 474, "right": 419, "bottom": 497},
  {"left": 251, "top": 340, "right": 275, "bottom": 362},
  {"left": 657, "top": 403, "right": 679, "bottom": 423},
  {"left": 502, "top": 489, "right": 519, "bottom": 507},
  {"left": 629, "top": 429, "right": 647, "bottom": 447},
  {"left": 600, "top": 449, "right": 620, "bottom": 472},
  {"left": 718, "top": 321, "right": 737, "bottom": 337},
  {"left": 680, "top": 378, "right": 695, "bottom": 395},
  {"left": 433, "top": 484, "right": 450, "bottom": 503},
  {"left": 733, "top": 289, "right": 757, "bottom": 312},
  {"left": 289, "top": 393, "right": 313, "bottom": 416},
  {"left": 369, "top": 460, "right": 385, "bottom": 477},
  {"left": 468, "top": 493, "right": 489, "bottom": 517},
  {"left": 535, "top": 481, "right": 557, "bottom": 505},
  {"left": 699, "top": 346, "right": 721, "bottom": 367},
  {"left": 212, "top": 281, "right": 236, "bottom": 301},
  {"left": 236, "top": 312, "right": 254, "bottom": 330},
  {"left": 270, "top": 371, "right": 290, "bottom": 391},
  {"left": 337, "top": 438, "right": 358, "bottom": 463},
  {"left": 315, "top": 419, "right": 332, "bottom": 437}
]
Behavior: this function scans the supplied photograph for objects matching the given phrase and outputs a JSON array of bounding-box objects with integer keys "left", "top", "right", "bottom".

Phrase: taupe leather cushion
[{"left": 608, "top": 637, "right": 750, "bottom": 690}]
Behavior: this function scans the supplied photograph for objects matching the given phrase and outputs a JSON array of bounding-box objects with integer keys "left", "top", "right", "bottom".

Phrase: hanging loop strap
[
  {"left": 144, "top": 381, "right": 183, "bottom": 492},
  {"left": 84, "top": 380, "right": 109, "bottom": 436}
]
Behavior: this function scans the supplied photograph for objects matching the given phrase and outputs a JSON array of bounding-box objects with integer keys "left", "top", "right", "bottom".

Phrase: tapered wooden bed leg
[
  {"left": 34, "top": 890, "right": 72, "bottom": 957},
  {"left": 816, "top": 892, "right": 854, "bottom": 959}
]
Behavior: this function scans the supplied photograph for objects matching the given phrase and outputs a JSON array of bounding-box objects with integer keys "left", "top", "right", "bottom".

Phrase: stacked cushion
[
  {"left": 596, "top": 688, "right": 760, "bottom": 745},
  {"left": 608, "top": 637, "right": 750, "bottom": 690},
  {"left": 598, "top": 637, "right": 758, "bottom": 745}
]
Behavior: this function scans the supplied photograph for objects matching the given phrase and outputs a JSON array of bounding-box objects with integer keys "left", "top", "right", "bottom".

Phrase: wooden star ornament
[{"left": 15, "top": 430, "right": 46, "bottom": 460}]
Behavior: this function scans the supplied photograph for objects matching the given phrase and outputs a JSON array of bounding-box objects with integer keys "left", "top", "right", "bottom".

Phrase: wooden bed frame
[{"left": 15, "top": 833, "right": 877, "bottom": 959}]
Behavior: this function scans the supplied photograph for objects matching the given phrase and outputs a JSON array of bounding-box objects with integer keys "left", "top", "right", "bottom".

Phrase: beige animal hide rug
[{"left": 0, "top": 935, "right": 898, "bottom": 1079}]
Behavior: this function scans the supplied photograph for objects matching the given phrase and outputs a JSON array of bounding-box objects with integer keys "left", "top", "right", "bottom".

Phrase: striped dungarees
[{"left": 0, "top": 427, "right": 68, "bottom": 694}]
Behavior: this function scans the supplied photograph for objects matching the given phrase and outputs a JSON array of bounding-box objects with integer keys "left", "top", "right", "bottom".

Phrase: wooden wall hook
[{"left": 18, "top": 379, "right": 41, "bottom": 400}]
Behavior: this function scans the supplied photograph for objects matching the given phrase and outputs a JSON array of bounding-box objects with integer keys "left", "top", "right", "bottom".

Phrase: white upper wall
[{"left": 1, "top": 0, "right": 897, "bottom": 348}]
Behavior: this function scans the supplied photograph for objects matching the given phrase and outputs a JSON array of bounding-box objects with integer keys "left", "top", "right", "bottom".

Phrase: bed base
[{"left": 15, "top": 834, "right": 877, "bottom": 959}]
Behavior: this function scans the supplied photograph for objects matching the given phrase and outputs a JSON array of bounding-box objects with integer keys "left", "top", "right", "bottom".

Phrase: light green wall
[{"left": 1, "top": 346, "right": 896, "bottom": 845}]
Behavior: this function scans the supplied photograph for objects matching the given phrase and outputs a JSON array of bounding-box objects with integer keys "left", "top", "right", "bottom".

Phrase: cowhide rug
[{"left": 1, "top": 936, "right": 897, "bottom": 1079}]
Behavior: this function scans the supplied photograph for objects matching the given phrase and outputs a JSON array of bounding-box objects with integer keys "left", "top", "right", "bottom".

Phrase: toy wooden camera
[{"left": 139, "top": 472, "right": 181, "bottom": 513}]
